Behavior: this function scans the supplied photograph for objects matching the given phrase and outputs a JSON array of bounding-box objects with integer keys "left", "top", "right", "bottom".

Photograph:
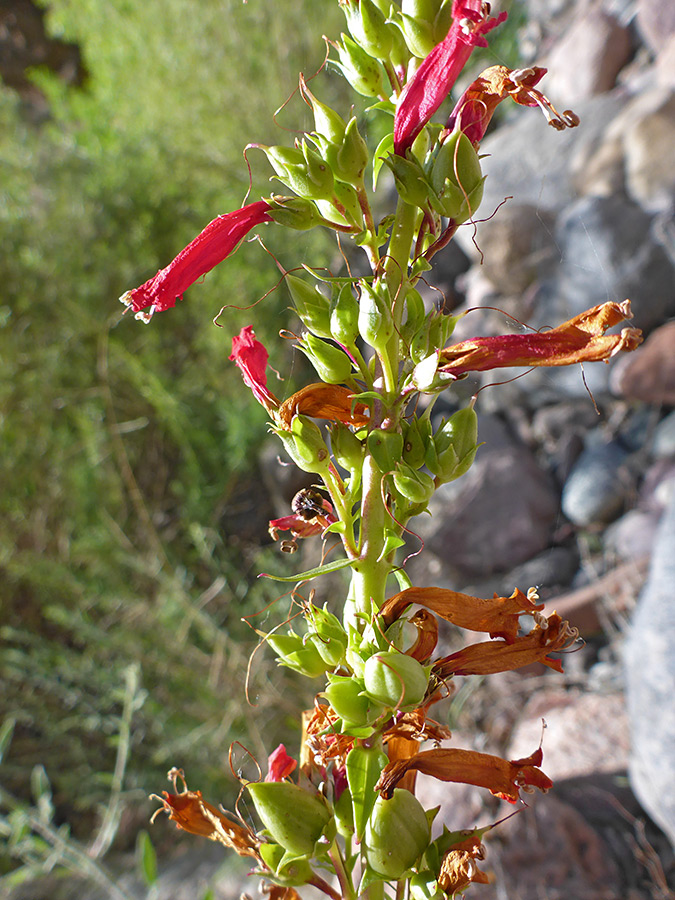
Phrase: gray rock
[
  {"left": 604, "top": 508, "right": 662, "bottom": 561},
  {"left": 637, "top": 0, "right": 675, "bottom": 53},
  {"left": 410, "top": 413, "right": 560, "bottom": 577},
  {"left": 653, "top": 410, "right": 675, "bottom": 458},
  {"left": 561, "top": 434, "right": 631, "bottom": 526},
  {"left": 544, "top": 7, "right": 633, "bottom": 107},
  {"left": 623, "top": 89, "right": 675, "bottom": 213},
  {"left": 555, "top": 194, "right": 675, "bottom": 333},
  {"left": 625, "top": 485, "right": 675, "bottom": 848}
]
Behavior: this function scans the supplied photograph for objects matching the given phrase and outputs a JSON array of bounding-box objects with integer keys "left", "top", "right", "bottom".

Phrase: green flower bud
[
  {"left": 345, "top": 0, "right": 393, "bottom": 60},
  {"left": 298, "top": 332, "right": 354, "bottom": 384},
  {"left": 331, "top": 422, "right": 364, "bottom": 472},
  {"left": 429, "top": 130, "right": 484, "bottom": 223},
  {"left": 393, "top": 461, "right": 435, "bottom": 504},
  {"left": 383, "top": 154, "right": 431, "bottom": 209},
  {"left": 432, "top": 406, "right": 478, "bottom": 482},
  {"left": 275, "top": 415, "right": 331, "bottom": 475},
  {"left": 363, "top": 649, "right": 428, "bottom": 709},
  {"left": 266, "top": 632, "right": 330, "bottom": 678},
  {"left": 367, "top": 428, "right": 404, "bottom": 474},
  {"left": 267, "top": 196, "right": 322, "bottom": 230},
  {"left": 358, "top": 281, "right": 394, "bottom": 351},
  {"left": 365, "top": 789, "right": 431, "bottom": 878},
  {"left": 247, "top": 782, "right": 331, "bottom": 857},
  {"left": 286, "top": 274, "right": 332, "bottom": 338},
  {"left": 336, "top": 117, "right": 369, "bottom": 185},
  {"left": 324, "top": 675, "right": 384, "bottom": 726},
  {"left": 330, "top": 283, "right": 360, "bottom": 347},
  {"left": 333, "top": 34, "right": 388, "bottom": 98}
]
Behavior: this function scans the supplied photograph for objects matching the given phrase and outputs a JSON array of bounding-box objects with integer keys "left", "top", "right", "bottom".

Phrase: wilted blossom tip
[
  {"left": 119, "top": 201, "right": 272, "bottom": 322},
  {"left": 229, "top": 325, "right": 280, "bottom": 412}
]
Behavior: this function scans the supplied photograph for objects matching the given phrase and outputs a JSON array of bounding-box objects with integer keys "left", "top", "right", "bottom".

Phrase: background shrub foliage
[{"left": 0, "top": 0, "right": 344, "bottom": 860}]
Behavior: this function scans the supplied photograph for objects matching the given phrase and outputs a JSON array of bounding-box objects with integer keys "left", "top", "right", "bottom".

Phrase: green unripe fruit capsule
[
  {"left": 266, "top": 633, "right": 330, "bottom": 678},
  {"left": 397, "top": 12, "right": 436, "bottom": 58},
  {"left": 402, "top": 0, "right": 443, "bottom": 22},
  {"left": 434, "top": 406, "right": 478, "bottom": 482},
  {"left": 402, "top": 419, "right": 428, "bottom": 469},
  {"left": 299, "top": 332, "right": 354, "bottom": 384},
  {"left": 307, "top": 604, "right": 348, "bottom": 668},
  {"left": 337, "top": 117, "right": 369, "bottom": 185},
  {"left": 363, "top": 650, "right": 428, "bottom": 709},
  {"left": 364, "top": 789, "right": 431, "bottom": 878},
  {"left": 247, "top": 782, "right": 331, "bottom": 857},
  {"left": 410, "top": 871, "right": 444, "bottom": 900},
  {"left": 345, "top": 0, "right": 393, "bottom": 60},
  {"left": 331, "top": 422, "right": 364, "bottom": 472},
  {"left": 330, "top": 283, "right": 360, "bottom": 347},
  {"left": 358, "top": 282, "right": 394, "bottom": 351},
  {"left": 393, "top": 462, "right": 435, "bottom": 504},
  {"left": 324, "top": 676, "right": 383, "bottom": 726},
  {"left": 286, "top": 274, "right": 332, "bottom": 339},
  {"left": 267, "top": 197, "right": 322, "bottom": 231},
  {"left": 384, "top": 154, "right": 431, "bottom": 210},
  {"left": 334, "top": 34, "right": 388, "bottom": 98},
  {"left": 429, "top": 130, "right": 484, "bottom": 223},
  {"left": 275, "top": 416, "right": 331, "bottom": 476},
  {"left": 367, "top": 429, "right": 404, "bottom": 474}
]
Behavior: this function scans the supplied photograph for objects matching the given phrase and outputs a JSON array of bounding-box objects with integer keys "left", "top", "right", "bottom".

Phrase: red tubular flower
[
  {"left": 394, "top": 0, "right": 507, "bottom": 156},
  {"left": 265, "top": 744, "right": 298, "bottom": 782},
  {"left": 229, "top": 325, "right": 280, "bottom": 413},
  {"left": 120, "top": 200, "right": 272, "bottom": 321},
  {"left": 447, "top": 64, "right": 579, "bottom": 146}
]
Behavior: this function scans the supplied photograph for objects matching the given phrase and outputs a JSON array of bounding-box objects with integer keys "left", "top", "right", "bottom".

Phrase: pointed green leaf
[{"left": 259, "top": 556, "right": 354, "bottom": 583}]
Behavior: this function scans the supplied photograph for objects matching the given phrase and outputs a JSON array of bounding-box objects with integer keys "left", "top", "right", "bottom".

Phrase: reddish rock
[{"left": 611, "top": 322, "right": 675, "bottom": 406}]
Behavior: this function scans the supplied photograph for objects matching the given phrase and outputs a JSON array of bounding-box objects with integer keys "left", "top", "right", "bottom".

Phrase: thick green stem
[{"left": 352, "top": 454, "right": 391, "bottom": 619}]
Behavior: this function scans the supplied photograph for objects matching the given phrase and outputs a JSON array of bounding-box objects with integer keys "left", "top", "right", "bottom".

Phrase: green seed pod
[
  {"left": 383, "top": 154, "right": 432, "bottom": 210},
  {"left": 266, "top": 632, "right": 330, "bottom": 678},
  {"left": 261, "top": 143, "right": 306, "bottom": 177},
  {"left": 401, "top": 0, "right": 443, "bottom": 22},
  {"left": 364, "top": 789, "right": 431, "bottom": 878},
  {"left": 363, "top": 649, "right": 428, "bottom": 709},
  {"left": 429, "top": 130, "right": 484, "bottom": 223},
  {"left": 400, "top": 288, "right": 427, "bottom": 344},
  {"left": 298, "top": 332, "right": 354, "bottom": 384},
  {"left": 409, "top": 871, "right": 444, "bottom": 900},
  {"left": 330, "top": 282, "right": 360, "bottom": 347},
  {"left": 358, "top": 281, "right": 394, "bottom": 351},
  {"left": 367, "top": 429, "right": 404, "bottom": 474},
  {"left": 392, "top": 461, "right": 435, "bottom": 504},
  {"left": 336, "top": 117, "right": 370, "bottom": 185},
  {"left": 307, "top": 604, "right": 348, "bottom": 668},
  {"left": 323, "top": 675, "right": 384, "bottom": 726},
  {"left": 286, "top": 274, "right": 332, "bottom": 339},
  {"left": 402, "top": 418, "right": 428, "bottom": 469},
  {"left": 334, "top": 34, "right": 389, "bottom": 98},
  {"left": 247, "top": 782, "right": 331, "bottom": 857},
  {"left": 274, "top": 415, "right": 331, "bottom": 476},
  {"left": 331, "top": 180, "right": 364, "bottom": 226},
  {"left": 433, "top": 406, "right": 478, "bottom": 482},
  {"left": 346, "top": 743, "right": 389, "bottom": 841},
  {"left": 305, "top": 88, "right": 347, "bottom": 144},
  {"left": 301, "top": 141, "right": 336, "bottom": 198},
  {"left": 331, "top": 422, "right": 364, "bottom": 472},
  {"left": 345, "top": 0, "right": 393, "bottom": 60},
  {"left": 396, "top": 12, "right": 436, "bottom": 58},
  {"left": 267, "top": 197, "right": 322, "bottom": 231},
  {"left": 431, "top": 0, "right": 454, "bottom": 43}
]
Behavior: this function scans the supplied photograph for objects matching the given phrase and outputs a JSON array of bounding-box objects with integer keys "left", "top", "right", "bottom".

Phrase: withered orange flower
[
  {"left": 432, "top": 612, "right": 578, "bottom": 677},
  {"left": 447, "top": 64, "right": 579, "bottom": 146},
  {"left": 376, "top": 746, "right": 552, "bottom": 803},
  {"left": 150, "top": 768, "right": 259, "bottom": 858},
  {"left": 438, "top": 833, "right": 490, "bottom": 894},
  {"left": 439, "top": 300, "right": 642, "bottom": 377},
  {"left": 262, "top": 886, "right": 303, "bottom": 900},
  {"left": 380, "top": 586, "right": 543, "bottom": 644},
  {"left": 277, "top": 383, "right": 369, "bottom": 429}
]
